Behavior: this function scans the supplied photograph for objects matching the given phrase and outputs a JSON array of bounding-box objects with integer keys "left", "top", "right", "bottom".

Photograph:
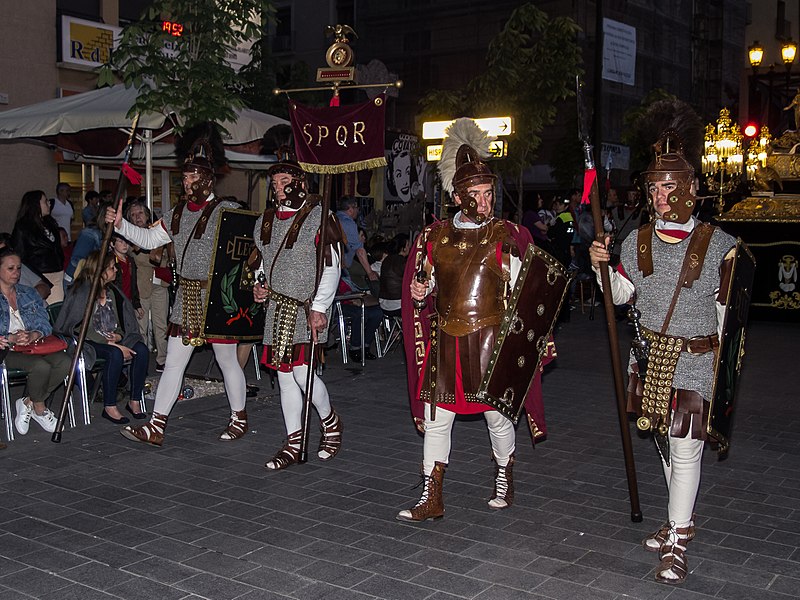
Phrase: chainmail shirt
[
  {"left": 254, "top": 204, "right": 330, "bottom": 345},
  {"left": 620, "top": 219, "right": 735, "bottom": 399}
]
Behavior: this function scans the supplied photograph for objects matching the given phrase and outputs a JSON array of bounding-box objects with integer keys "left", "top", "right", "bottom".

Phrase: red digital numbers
[{"left": 162, "top": 20, "right": 183, "bottom": 37}]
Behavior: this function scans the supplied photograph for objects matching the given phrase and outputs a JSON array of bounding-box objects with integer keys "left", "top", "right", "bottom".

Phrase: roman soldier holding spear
[
  {"left": 251, "top": 148, "right": 345, "bottom": 470},
  {"left": 589, "top": 131, "right": 740, "bottom": 585}
]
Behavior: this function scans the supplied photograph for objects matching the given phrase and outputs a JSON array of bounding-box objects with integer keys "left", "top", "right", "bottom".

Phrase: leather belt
[
  {"left": 642, "top": 327, "right": 719, "bottom": 355},
  {"left": 682, "top": 334, "right": 719, "bottom": 355}
]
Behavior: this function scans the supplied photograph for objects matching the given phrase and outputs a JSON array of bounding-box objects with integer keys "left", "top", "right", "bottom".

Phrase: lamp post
[
  {"left": 702, "top": 108, "right": 743, "bottom": 213},
  {"left": 748, "top": 39, "right": 799, "bottom": 131}
]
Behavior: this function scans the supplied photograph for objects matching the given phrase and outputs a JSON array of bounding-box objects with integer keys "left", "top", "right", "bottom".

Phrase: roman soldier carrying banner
[
  {"left": 589, "top": 130, "right": 751, "bottom": 585},
  {"left": 251, "top": 147, "right": 345, "bottom": 470},
  {"left": 397, "top": 118, "right": 554, "bottom": 522},
  {"left": 106, "top": 138, "right": 250, "bottom": 446}
]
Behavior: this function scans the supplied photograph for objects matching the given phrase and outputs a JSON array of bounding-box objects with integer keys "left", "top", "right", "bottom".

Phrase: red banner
[{"left": 289, "top": 94, "right": 387, "bottom": 174}]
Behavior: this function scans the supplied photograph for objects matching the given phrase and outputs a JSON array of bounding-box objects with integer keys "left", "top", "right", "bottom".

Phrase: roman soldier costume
[
  {"left": 592, "top": 130, "right": 742, "bottom": 585},
  {"left": 251, "top": 148, "right": 345, "bottom": 470},
  {"left": 398, "top": 119, "right": 552, "bottom": 522},
  {"left": 113, "top": 139, "right": 250, "bottom": 446}
]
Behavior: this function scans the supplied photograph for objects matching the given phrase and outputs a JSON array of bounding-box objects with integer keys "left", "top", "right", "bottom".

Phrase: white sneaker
[
  {"left": 14, "top": 398, "right": 32, "bottom": 435},
  {"left": 31, "top": 409, "right": 58, "bottom": 433}
]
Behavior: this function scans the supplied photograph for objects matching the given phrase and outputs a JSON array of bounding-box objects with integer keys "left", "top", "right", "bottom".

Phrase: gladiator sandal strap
[
  {"left": 318, "top": 410, "right": 343, "bottom": 461},
  {"left": 120, "top": 412, "right": 168, "bottom": 447},
  {"left": 643, "top": 515, "right": 695, "bottom": 552},
  {"left": 488, "top": 453, "right": 515, "bottom": 510},
  {"left": 265, "top": 429, "right": 303, "bottom": 470},
  {"left": 655, "top": 525, "right": 693, "bottom": 585},
  {"left": 219, "top": 410, "right": 248, "bottom": 441}
]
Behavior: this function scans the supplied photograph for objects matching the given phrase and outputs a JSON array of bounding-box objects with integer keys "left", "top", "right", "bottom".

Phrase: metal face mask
[
  {"left": 279, "top": 176, "right": 307, "bottom": 209},
  {"left": 183, "top": 170, "right": 214, "bottom": 204}
]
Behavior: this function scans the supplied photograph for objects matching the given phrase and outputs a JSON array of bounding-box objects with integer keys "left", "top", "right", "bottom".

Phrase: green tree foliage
[
  {"left": 419, "top": 3, "right": 583, "bottom": 212},
  {"left": 98, "top": 0, "right": 274, "bottom": 131}
]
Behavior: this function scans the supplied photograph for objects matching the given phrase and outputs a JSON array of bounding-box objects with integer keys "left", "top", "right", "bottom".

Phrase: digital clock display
[{"left": 162, "top": 20, "right": 183, "bottom": 36}]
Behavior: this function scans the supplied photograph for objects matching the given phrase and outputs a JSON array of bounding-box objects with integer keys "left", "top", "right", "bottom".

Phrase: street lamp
[
  {"left": 748, "top": 41, "right": 764, "bottom": 70},
  {"left": 702, "top": 108, "right": 743, "bottom": 213},
  {"left": 781, "top": 40, "right": 797, "bottom": 68}
]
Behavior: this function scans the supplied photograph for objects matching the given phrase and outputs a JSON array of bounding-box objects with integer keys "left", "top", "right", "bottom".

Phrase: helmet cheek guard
[
  {"left": 641, "top": 129, "right": 697, "bottom": 224},
  {"left": 455, "top": 181, "right": 493, "bottom": 224}
]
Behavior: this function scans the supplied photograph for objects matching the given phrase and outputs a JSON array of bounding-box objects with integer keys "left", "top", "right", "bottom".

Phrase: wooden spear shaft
[
  {"left": 52, "top": 113, "right": 141, "bottom": 443},
  {"left": 584, "top": 147, "right": 643, "bottom": 522}
]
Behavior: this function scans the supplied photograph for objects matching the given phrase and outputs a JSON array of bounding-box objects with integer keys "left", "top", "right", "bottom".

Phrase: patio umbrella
[{"left": 0, "top": 84, "right": 288, "bottom": 205}]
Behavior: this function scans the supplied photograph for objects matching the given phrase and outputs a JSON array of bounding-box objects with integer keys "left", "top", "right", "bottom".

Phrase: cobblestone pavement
[{"left": 0, "top": 310, "right": 797, "bottom": 600}]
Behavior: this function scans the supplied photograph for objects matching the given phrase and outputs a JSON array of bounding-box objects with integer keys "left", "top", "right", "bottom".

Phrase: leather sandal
[
  {"left": 655, "top": 525, "right": 693, "bottom": 585},
  {"left": 265, "top": 429, "right": 302, "bottom": 470},
  {"left": 643, "top": 515, "right": 695, "bottom": 552},
  {"left": 219, "top": 409, "right": 248, "bottom": 441},
  {"left": 120, "top": 412, "right": 168, "bottom": 447},
  {"left": 318, "top": 410, "right": 342, "bottom": 461}
]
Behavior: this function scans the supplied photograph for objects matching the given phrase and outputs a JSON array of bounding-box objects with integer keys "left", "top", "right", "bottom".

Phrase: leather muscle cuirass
[{"left": 430, "top": 221, "right": 510, "bottom": 336}]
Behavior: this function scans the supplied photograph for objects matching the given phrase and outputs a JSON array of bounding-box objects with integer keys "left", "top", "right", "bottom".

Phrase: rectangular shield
[
  {"left": 202, "top": 208, "right": 265, "bottom": 342},
  {"left": 707, "top": 239, "right": 756, "bottom": 454},
  {"left": 477, "top": 245, "right": 571, "bottom": 422}
]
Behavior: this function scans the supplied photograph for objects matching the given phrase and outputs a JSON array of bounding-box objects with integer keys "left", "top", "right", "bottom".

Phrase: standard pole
[{"left": 299, "top": 173, "right": 332, "bottom": 463}]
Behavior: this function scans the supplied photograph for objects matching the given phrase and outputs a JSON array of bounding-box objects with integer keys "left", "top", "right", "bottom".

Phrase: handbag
[{"left": 14, "top": 334, "right": 68, "bottom": 355}]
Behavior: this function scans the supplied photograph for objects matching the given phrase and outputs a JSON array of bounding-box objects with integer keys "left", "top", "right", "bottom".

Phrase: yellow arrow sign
[
  {"left": 426, "top": 140, "right": 507, "bottom": 162},
  {"left": 422, "top": 117, "right": 514, "bottom": 140}
]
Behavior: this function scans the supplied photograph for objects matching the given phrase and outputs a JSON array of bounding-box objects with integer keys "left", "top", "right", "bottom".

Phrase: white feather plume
[{"left": 438, "top": 118, "right": 496, "bottom": 193}]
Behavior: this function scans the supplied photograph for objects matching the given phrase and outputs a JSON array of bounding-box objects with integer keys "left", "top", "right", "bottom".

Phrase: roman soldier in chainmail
[
  {"left": 397, "top": 118, "right": 550, "bottom": 522},
  {"left": 251, "top": 149, "right": 344, "bottom": 470},
  {"left": 589, "top": 130, "right": 736, "bottom": 585},
  {"left": 106, "top": 140, "right": 249, "bottom": 446}
]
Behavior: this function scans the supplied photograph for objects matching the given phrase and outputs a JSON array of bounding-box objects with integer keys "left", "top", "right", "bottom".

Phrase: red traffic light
[{"left": 744, "top": 124, "right": 758, "bottom": 137}]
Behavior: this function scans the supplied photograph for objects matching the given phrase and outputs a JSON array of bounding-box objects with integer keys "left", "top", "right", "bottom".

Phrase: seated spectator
[
  {"left": 337, "top": 277, "right": 382, "bottom": 362},
  {"left": 56, "top": 250, "right": 149, "bottom": 424},
  {"left": 0, "top": 233, "right": 52, "bottom": 301},
  {"left": 379, "top": 233, "right": 410, "bottom": 317},
  {"left": 0, "top": 247, "right": 70, "bottom": 435}
]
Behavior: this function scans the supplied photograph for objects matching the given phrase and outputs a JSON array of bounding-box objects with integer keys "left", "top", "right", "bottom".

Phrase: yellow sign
[
  {"left": 61, "top": 16, "right": 120, "bottom": 68},
  {"left": 422, "top": 117, "right": 514, "bottom": 140},
  {"left": 426, "top": 140, "right": 507, "bottom": 162}
]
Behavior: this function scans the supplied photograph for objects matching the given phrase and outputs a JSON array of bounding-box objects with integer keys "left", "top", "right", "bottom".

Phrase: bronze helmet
[
  {"left": 641, "top": 129, "right": 696, "bottom": 224},
  {"left": 267, "top": 146, "right": 308, "bottom": 209},
  {"left": 453, "top": 144, "right": 497, "bottom": 223}
]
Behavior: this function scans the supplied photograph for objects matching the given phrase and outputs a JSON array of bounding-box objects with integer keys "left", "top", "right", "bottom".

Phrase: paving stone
[
  {"left": 61, "top": 560, "right": 136, "bottom": 590},
  {"left": 410, "top": 568, "right": 493, "bottom": 597},
  {"left": 353, "top": 573, "right": 436, "bottom": 600},
  {"left": 0, "top": 568, "right": 73, "bottom": 597},
  {"left": 123, "top": 556, "right": 201, "bottom": 585},
  {"left": 233, "top": 565, "right": 312, "bottom": 595}
]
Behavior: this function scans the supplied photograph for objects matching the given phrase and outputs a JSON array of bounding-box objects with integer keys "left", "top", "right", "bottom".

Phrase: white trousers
[
  {"left": 422, "top": 404, "right": 515, "bottom": 474},
  {"left": 276, "top": 366, "right": 331, "bottom": 434},
  {"left": 660, "top": 434, "right": 704, "bottom": 528},
  {"left": 152, "top": 336, "right": 246, "bottom": 416}
]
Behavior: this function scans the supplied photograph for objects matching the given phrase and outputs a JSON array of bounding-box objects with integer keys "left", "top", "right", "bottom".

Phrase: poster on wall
[{"left": 384, "top": 131, "right": 425, "bottom": 204}]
